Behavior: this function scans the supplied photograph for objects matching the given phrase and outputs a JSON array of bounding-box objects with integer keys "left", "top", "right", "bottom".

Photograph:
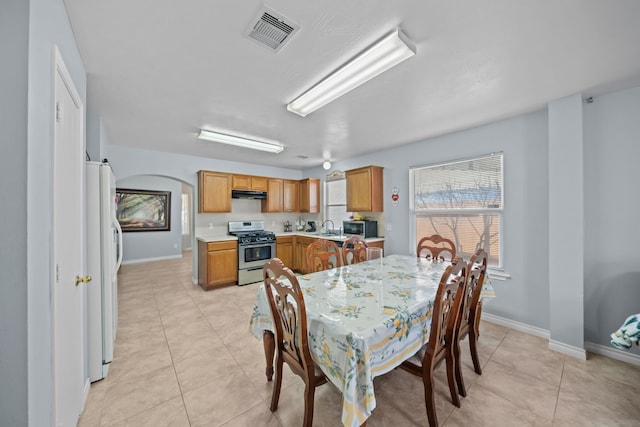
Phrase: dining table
[{"left": 249, "top": 254, "right": 495, "bottom": 427}]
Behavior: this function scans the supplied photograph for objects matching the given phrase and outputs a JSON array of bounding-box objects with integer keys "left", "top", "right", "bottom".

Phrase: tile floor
[{"left": 79, "top": 252, "right": 640, "bottom": 426}]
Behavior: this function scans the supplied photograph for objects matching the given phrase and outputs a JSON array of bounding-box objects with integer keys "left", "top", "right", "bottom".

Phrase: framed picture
[{"left": 116, "top": 188, "right": 171, "bottom": 232}]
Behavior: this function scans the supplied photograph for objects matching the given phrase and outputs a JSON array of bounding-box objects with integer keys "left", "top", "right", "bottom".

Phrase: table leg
[{"left": 263, "top": 330, "right": 275, "bottom": 381}]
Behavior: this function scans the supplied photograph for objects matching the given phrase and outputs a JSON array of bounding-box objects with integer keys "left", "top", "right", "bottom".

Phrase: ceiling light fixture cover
[
  {"left": 322, "top": 161, "right": 332, "bottom": 170},
  {"left": 198, "top": 129, "right": 284, "bottom": 153},
  {"left": 287, "top": 28, "right": 416, "bottom": 117}
]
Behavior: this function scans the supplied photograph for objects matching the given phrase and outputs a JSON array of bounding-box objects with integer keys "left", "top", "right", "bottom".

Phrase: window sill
[{"left": 487, "top": 268, "right": 511, "bottom": 281}]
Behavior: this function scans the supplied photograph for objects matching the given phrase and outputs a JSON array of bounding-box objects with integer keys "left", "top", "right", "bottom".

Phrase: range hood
[{"left": 232, "top": 189, "right": 268, "bottom": 200}]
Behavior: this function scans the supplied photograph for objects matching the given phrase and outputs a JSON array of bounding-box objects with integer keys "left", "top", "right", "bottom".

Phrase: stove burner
[{"left": 233, "top": 231, "right": 276, "bottom": 246}]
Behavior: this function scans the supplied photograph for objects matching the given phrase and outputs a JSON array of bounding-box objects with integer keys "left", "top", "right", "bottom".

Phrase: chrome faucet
[{"left": 321, "top": 219, "right": 335, "bottom": 234}]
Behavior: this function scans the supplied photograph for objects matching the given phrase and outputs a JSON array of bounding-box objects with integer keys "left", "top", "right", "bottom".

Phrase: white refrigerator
[{"left": 86, "top": 161, "right": 123, "bottom": 382}]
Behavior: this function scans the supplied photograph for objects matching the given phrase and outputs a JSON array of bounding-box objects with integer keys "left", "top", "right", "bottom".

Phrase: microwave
[{"left": 343, "top": 220, "right": 378, "bottom": 238}]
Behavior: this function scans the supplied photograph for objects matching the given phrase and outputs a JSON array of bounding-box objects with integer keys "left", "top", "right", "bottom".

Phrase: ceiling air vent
[{"left": 246, "top": 6, "right": 300, "bottom": 53}]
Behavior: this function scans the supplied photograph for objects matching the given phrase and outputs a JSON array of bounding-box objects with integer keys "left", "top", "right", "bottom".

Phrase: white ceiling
[{"left": 64, "top": 0, "right": 640, "bottom": 169}]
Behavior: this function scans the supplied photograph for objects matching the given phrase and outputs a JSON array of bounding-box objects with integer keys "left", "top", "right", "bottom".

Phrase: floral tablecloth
[{"left": 249, "top": 254, "right": 495, "bottom": 427}]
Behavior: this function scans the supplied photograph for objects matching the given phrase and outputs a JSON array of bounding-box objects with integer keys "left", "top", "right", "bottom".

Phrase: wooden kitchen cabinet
[
  {"left": 283, "top": 180, "right": 299, "bottom": 212},
  {"left": 198, "top": 170, "right": 232, "bottom": 213},
  {"left": 346, "top": 166, "right": 383, "bottom": 212},
  {"left": 299, "top": 178, "right": 320, "bottom": 213},
  {"left": 276, "top": 235, "right": 294, "bottom": 269},
  {"left": 197, "top": 240, "right": 237, "bottom": 289},
  {"left": 232, "top": 174, "right": 268, "bottom": 191},
  {"left": 368, "top": 240, "right": 385, "bottom": 251},
  {"left": 293, "top": 236, "right": 316, "bottom": 273},
  {"left": 261, "top": 179, "right": 283, "bottom": 212}
]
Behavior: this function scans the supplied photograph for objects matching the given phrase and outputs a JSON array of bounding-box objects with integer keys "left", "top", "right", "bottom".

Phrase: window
[
  {"left": 410, "top": 153, "right": 503, "bottom": 267},
  {"left": 324, "top": 172, "right": 351, "bottom": 231}
]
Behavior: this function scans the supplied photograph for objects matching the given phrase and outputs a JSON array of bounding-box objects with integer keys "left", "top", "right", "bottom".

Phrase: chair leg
[
  {"left": 453, "top": 339, "right": 466, "bottom": 397},
  {"left": 445, "top": 351, "right": 461, "bottom": 408},
  {"left": 423, "top": 370, "right": 439, "bottom": 427},
  {"left": 469, "top": 330, "right": 482, "bottom": 375},
  {"left": 303, "top": 384, "right": 316, "bottom": 427},
  {"left": 270, "top": 357, "right": 283, "bottom": 412}
]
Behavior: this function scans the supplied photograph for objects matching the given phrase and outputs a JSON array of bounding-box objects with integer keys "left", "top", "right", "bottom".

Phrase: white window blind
[
  {"left": 325, "top": 172, "right": 351, "bottom": 228},
  {"left": 411, "top": 153, "right": 503, "bottom": 267}
]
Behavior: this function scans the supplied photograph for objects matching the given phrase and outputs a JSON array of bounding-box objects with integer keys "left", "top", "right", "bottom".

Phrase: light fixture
[
  {"left": 287, "top": 27, "right": 416, "bottom": 117},
  {"left": 197, "top": 129, "right": 284, "bottom": 154},
  {"left": 322, "top": 161, "right": 332, "bottom": 170}
]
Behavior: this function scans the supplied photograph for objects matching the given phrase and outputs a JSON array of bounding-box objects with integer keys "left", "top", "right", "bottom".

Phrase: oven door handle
[
  {"left": 239, "top": 242, "right": 275, "bottom": 249},
  {"left": 245, "top": 266, "right": 264, "bottom": 272}
]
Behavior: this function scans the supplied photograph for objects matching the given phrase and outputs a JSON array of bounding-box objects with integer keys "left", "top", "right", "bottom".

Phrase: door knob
[{"left": 75, "top": 275, "right": 92, "bottom": 286}]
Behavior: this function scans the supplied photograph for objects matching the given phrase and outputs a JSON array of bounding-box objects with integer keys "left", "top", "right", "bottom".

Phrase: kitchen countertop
[
  {"left": 273, "top": 231, "right": 385, "bottom": 244},
  {"left": 196, "top": 232, "right": 384, "bottom": 244}
]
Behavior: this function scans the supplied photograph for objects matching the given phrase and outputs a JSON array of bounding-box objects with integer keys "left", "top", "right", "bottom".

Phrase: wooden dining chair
[
  {"left": 263, "top": 258, "right": 329, "bottom": 427},
  {"left": 306, "top": 239, "right": 342, "bottom": 272},
  {"left": 399, "top": 258, "right": 467, "bottom": 427},
  {"left": 341, "top": 235, "right": 369, "bottom": 265},
  {"left": 453, "top": 249, "right": 488, "bottom": 396},
  {"left": 417, "top": 234, "right": 457, "bottom": 262}
]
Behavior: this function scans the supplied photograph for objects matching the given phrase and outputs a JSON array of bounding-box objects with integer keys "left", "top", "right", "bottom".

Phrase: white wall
[
  {"left": 583, "top": 87, "right": 640, "bottom": 354},
  {"left": 304, "top": 110, "right": 551, "bottom": 330},
  {"left": 24, "top": 0, "right": 88, "bottom": 424},
  {"left": 1, "top": 1, "right": 29, "bottom": 424}
]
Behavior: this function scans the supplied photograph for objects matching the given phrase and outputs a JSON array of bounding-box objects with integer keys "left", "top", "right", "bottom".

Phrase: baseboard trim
[
  {"left": 585, "top": 342, "right": 640, "bottom": 366},
  {"left": 549, "top": 339, "right": 587, "bottom": 360},
  {"left": 482, "top": 313, "right": 640, "bottom": 364},
  {"left": 122, "top": 254, "right": 182, "bottom": 265},
  {"left": 481, "top": 312, "right": 550, "bottom": 339},
  {"left": 81, "top": 377, "right": 91, "bottom": 412}
]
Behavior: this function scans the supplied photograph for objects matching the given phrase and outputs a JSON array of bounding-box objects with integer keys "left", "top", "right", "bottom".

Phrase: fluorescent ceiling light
[
  {"left": 287, "top": 28, "right": 416, "bottom": 117},
  {"left": 198, "top": 129, "right": 284, "bottom": 153}
]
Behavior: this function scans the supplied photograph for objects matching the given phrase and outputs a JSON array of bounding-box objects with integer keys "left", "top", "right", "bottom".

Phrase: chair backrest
[
  {"left": 342, "top": 235, "right": 369, "bottom": 265},
  {"left": 306, "top": 239, "right": 342, "bottom": 272},
  {"left": 417, "top": 234, "right": 457, "bottom": 262},
  {"left": 458, "top": 249, "right": 487, "bottom": 330},
  {"left": 263, "top": 258, "right": 314, "bottom": 378},
  {"left": 425, "top": 259, "right": 467, "bottom": 361}
]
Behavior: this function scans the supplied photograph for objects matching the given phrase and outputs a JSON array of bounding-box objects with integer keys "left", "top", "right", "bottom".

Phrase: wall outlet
[
  {"left": 386, "top": 224, "right": 393, "bottom": 231},
  {"left": 173, "top": 243, "right": 178, "bottom": 249}
]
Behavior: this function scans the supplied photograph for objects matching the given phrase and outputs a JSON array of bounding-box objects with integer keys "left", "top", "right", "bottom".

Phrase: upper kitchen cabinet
[
  {"left": 261, "top": 179, "right": 284, "bottom": 212},
  {"left": 283, "top": 180, "right": 299, "bottom": 212},
  {"left": 299, "top": 178, "right": 320, "bottom": 213},
  {"left": 198, "top": 170, "right": 232, "bottom": 213},
  {"left": 346, "top": 166, "right": 383, "bottom": 212},
  {"left": 232, "top": 174, "right": 268, "bottom": 192}
]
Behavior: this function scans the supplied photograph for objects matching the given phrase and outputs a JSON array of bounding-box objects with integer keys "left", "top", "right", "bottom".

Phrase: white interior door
[{"left": 53, "top": 46, "right": 86, "bottom": 427}]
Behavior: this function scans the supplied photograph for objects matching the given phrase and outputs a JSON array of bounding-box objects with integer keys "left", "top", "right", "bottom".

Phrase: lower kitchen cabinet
[
  {"left": 293, "top": 236, "right": 316, "bottom": 274},
  {"left": 198, "top": 240, "right": 237, "bottom": 289},
  {"left": 276, "top": 235, "right": 294, "bottom": 270},
  {"left": 368, "top": 240, "right": 385, "bottom": 252}
]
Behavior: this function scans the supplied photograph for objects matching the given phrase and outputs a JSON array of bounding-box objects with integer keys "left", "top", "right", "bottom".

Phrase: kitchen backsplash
[{"left": 195, "top": 198, "right": 385, "bottom": 237}]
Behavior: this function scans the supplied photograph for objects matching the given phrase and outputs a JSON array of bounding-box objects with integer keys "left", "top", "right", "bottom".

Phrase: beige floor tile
[
  {"left": 489, "top": 332, "right": 566, "bottom": 387},
  {"left": 475, "top": 360, "right": 558, "bottom": 421},
  {"left": 166, "top": 328, "right": 225, "bottom": 362},
  {"left": 270, "top": 378, "right": 344, "bottom": 427},
  {"left": 182, "top": 371, "right": 263, "bottom": 427},
  {"left": 100, "top": 365, "right": 181, "bottom": 425},
  {"left": 219, "top": 401, "right": 282, "bottom": 427},
  {"left": 107, "top": 343, "right": 173, "bottom": 384},
  {"left": 113, "top": 328, "right": 167, "bottom": 360},
  {"left": 443, "top": 384, "right": 552, "bottom": 427},
  {"left": 107, "top": 396, "right": 189, "bottom": 427},
  {"left": 174, "top": 345, "right": 241, "bottom": 393}
]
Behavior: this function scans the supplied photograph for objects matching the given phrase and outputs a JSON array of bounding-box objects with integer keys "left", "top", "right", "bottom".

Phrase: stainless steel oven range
[{"left": 228, "top": 220, "right": 276, "bottom": 285}]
